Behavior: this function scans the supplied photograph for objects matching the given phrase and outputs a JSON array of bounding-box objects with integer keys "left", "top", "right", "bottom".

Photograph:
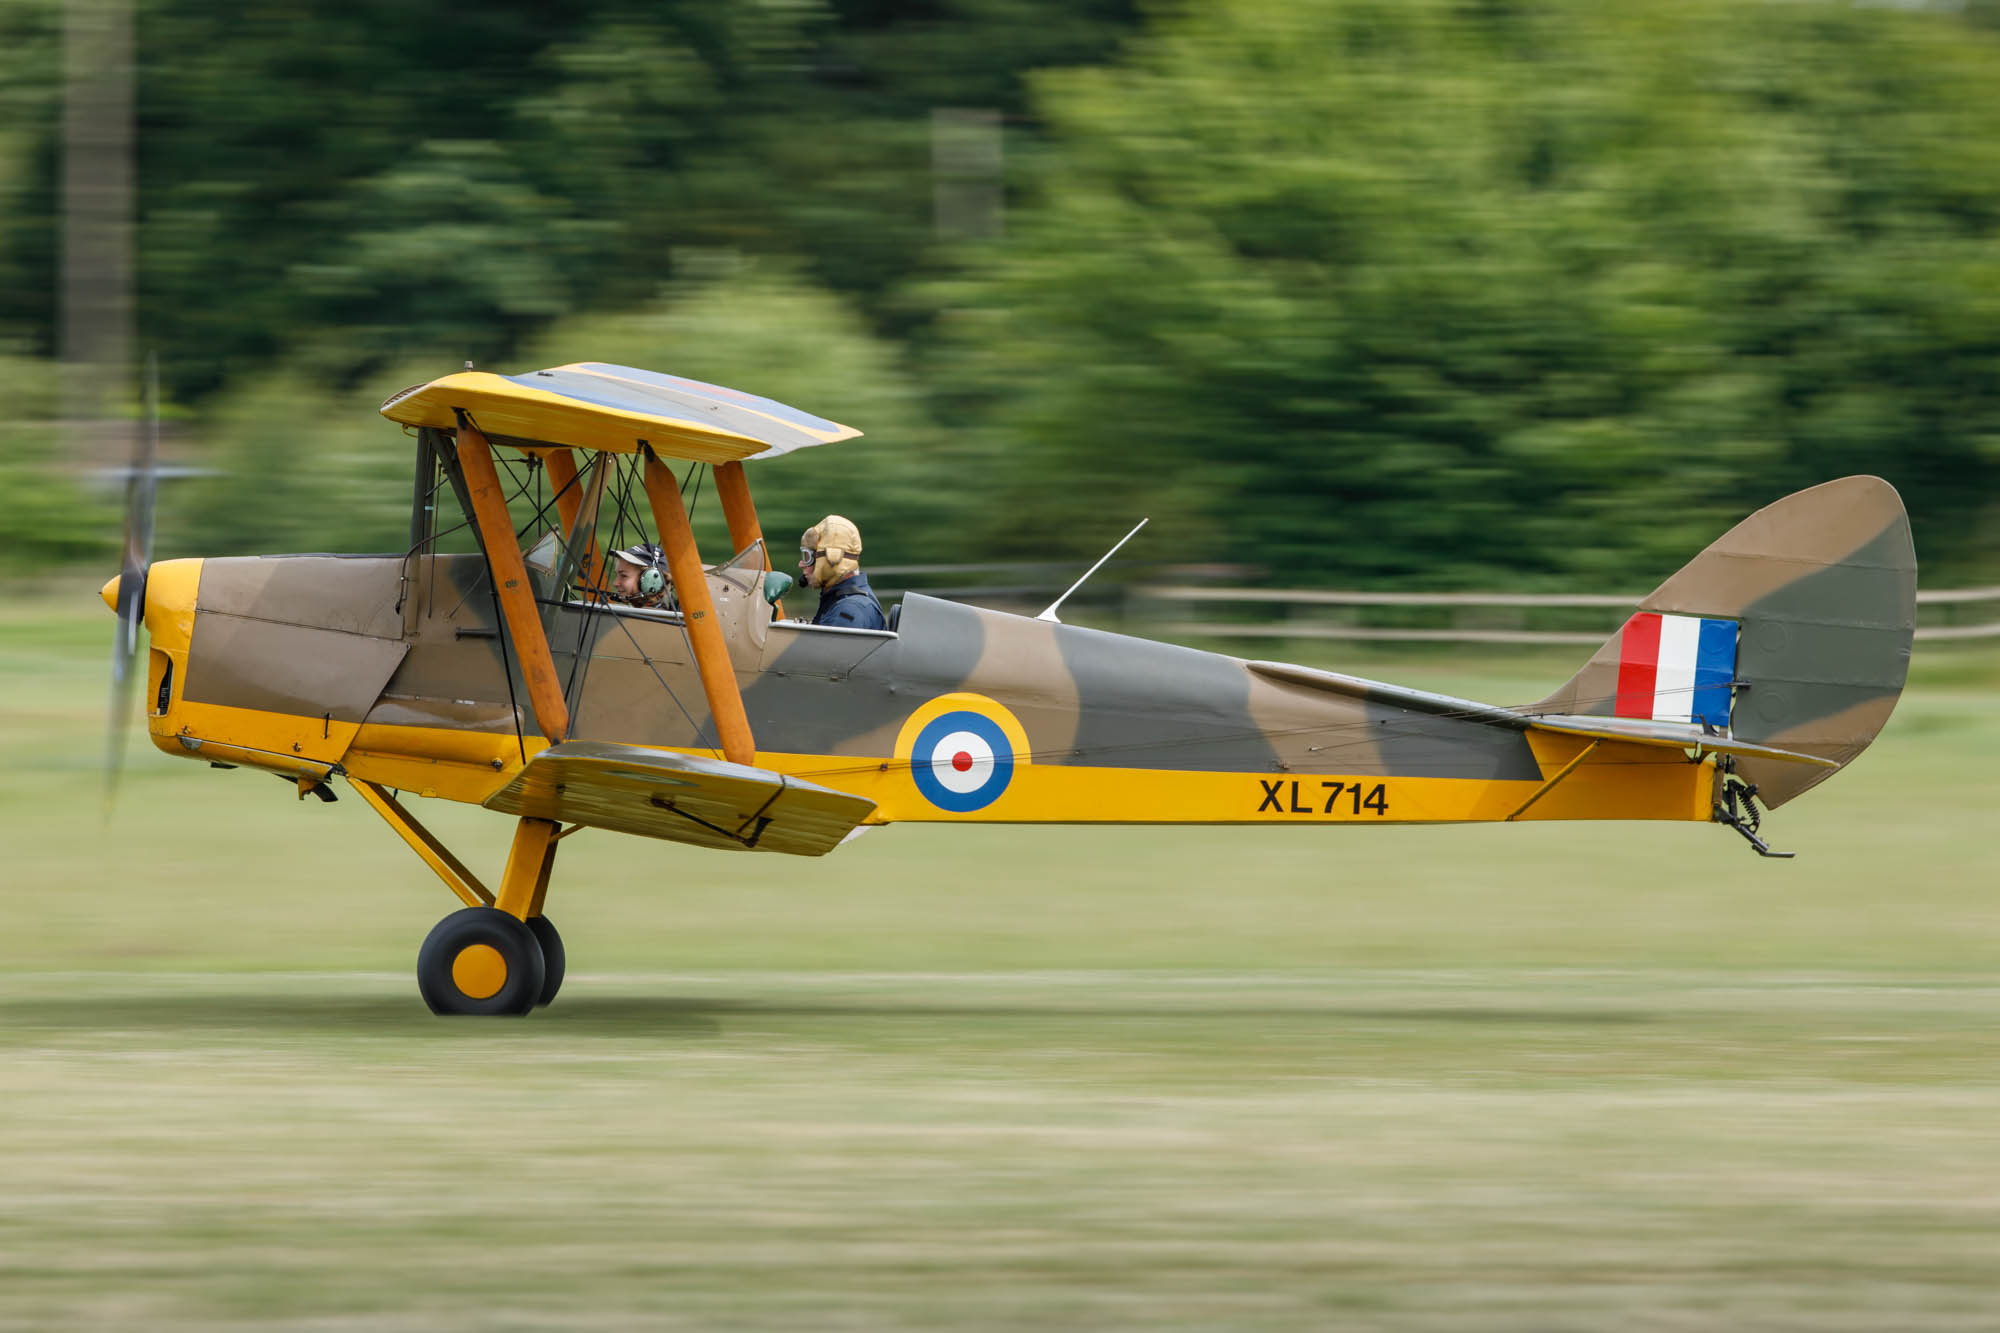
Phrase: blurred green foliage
[
  {"left": 933, "top": 0, "right": 2000, "bottom": 583},
  {"left": 0, "top": 356, "right": 117, "bottom": 572},
  {"left": 512, "top": 262, "right": 962, "bottom": 563},
  {"left": 3, "top": 0, "right": 1998, "bottom": 584}
]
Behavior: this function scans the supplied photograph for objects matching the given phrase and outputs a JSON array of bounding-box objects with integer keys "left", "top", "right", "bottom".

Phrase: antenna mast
[{"left": 1036, "top": 518, "right": 1148, "bottom": 624}]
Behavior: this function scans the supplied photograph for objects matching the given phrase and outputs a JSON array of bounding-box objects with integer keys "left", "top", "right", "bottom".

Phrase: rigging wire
[
  {"left": 484, "top": 547, "right": 530, "bottom": 767},
  {"left": 602, "top": 609, "right": 723, "bottom": 759},
  {"left": 682, "top": 460, "right": 705, "bottom": 520},
  {"left": 559, "top": 454, "right": 629, "bottom": 720},
  {"left": 405, "top": 431, "right": 714, "bottom": 759},
  {"left": 549, "top": 452, "right": 714, "bottom": 754},
  {"left": 439, "top": 437, "right": 542, "bottom": 621},
  {"left": 549, "top": 457, "right": 595, "bottom": 718},
  {"left": 610, "top": 454, "right": 654, "bottom": 554}
]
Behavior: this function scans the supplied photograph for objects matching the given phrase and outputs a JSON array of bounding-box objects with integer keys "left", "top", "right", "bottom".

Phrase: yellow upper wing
[{"left": 381, "top": 362, "right": 860, "bottom": 463}]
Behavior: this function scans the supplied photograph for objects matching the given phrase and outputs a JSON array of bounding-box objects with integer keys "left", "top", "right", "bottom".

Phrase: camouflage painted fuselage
[
  {"left": 130, "top": 477, "right": 1913, "bottom": 843},
  {"left": 141, "top": 558, "right": 1688, "bottom": 833}
]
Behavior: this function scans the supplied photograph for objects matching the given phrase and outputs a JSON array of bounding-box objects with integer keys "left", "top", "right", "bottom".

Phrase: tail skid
[{"left": 1712, "top": 759, "right": 1794, "bottom": 858}]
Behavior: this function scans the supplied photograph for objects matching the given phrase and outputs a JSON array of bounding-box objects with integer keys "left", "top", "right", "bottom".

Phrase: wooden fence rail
[
  {"left": 869, "top": 565, "right": 2000, "bottom": 645},
  {"left": 1138, "top": 584, "right": 2000, "bottom": 645}
]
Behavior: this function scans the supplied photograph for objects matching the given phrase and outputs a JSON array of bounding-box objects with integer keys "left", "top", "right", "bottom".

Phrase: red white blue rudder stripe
[{"left": 1614, "top": 613, "right": 1738, "bottom": 727}]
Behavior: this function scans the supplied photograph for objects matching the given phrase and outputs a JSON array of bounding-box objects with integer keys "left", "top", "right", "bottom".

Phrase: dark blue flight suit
[{"left": 812, "top": 571, "right": 886, "bottom": 630}]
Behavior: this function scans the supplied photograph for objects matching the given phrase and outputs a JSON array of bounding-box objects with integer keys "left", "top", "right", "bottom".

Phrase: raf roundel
[{"left": 909, "top": 710, "right": 1016, "bottom": 813}]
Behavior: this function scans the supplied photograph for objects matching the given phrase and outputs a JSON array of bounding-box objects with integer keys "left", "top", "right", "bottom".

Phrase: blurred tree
[
  {"left": 0, "top": 356, "right": 116, "bottom": 572},
  {"left": 166, "top": 264, "right": 954, "bottom": 561},
  {"left": 718, "top": 0, "right": 1140, "bottom": 331},
  {"left": 927, "top": 0, "right": 2000, "bottom": 583},
  {"left": 515, "top": 260, "right": 958, "bottom": 563},
  {"left": 0, "top": 1, "right": 61, "bottom": 353},
  {"left": 0, "top": 0, "right": 1142, "bottom": 570},
  {"left": 0, "top": 0, "right": 1138, "bottom": 398},
  {"left": 165, "top": 360, "right": 443, "bottom": 558},
  {"left": 126, "top": 1, "right": 754, "bottom": 400},
  {"left": 5, "top": 0, "right": 1999, "bottom": 586}
]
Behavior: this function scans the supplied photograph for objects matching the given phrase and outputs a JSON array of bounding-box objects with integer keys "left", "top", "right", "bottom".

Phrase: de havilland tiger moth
[{"left": 99, "top": 363, "right": 1917, "bottom": 1014}]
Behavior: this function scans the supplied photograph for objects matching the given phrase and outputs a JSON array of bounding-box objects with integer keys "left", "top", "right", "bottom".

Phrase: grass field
[{"left": 3, "top": 580, "right": 1996, "bottom": 1329}]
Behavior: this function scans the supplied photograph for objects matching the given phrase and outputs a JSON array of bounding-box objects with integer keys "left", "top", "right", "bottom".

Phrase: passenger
[
  {"left": 799, "top": 515, "right": 886, "bottom": 630},
  {"left": 608, "top": 542, "right": 670, "bottom": 609}
]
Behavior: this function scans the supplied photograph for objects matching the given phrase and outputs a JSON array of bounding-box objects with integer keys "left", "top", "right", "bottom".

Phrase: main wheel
[
  {"left": 417, "top": 907, "right": 547, "bottom": 1016},
  {"left": 524, "top": 915, "right": 565, "bottom": 1008}
]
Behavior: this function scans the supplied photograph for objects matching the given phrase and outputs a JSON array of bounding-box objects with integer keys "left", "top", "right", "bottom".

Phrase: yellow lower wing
[{"left": 484, "top": 741, "right": 877, "bottom": 855}]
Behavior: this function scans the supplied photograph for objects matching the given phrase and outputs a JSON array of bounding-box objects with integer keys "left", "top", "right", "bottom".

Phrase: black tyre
[
  {"left": 524, "top": 915, "right": 565, "bottom": 1008},
  {"left": 416, "top": 907, "right": 546, "bottom": 1016}
]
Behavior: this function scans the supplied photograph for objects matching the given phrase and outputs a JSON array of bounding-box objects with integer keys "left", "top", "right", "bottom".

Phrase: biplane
[{"left": 102, "top": 363, "right": 1916, "bottom": 1015}]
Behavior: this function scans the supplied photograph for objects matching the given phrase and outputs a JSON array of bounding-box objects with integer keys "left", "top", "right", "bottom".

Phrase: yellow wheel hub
[{"left": 451, "top": 944, "right": 508, "bottom": 1000}]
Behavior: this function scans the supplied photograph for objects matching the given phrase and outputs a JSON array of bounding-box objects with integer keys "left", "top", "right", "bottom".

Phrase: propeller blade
[{"left": 104, "top": 353, "right": 161, "bottom": 810}]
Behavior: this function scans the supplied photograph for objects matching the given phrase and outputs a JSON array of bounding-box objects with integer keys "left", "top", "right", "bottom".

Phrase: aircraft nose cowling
[
  {"left": 100, "top": 574, "right": 120, "bottom": 612},
  {"left": 137, "top": 558, "right": 202, "bottom": 651}
]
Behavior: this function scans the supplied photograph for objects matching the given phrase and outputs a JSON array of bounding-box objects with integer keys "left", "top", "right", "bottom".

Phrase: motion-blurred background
[
  {"left": 8, "top": 0, "right": 2000, "bottom": 589},
  {"left": 4, "top": 3, "right": 1999, "bottom": 1329}
]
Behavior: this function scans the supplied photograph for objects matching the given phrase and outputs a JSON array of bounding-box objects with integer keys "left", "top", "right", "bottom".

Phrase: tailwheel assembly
[
  {"left": 1712, "top": 757, "right": 1795, "bottom": 860},
  {"left": 417, "top": 906, "right": 547, "bottom": 1016}
]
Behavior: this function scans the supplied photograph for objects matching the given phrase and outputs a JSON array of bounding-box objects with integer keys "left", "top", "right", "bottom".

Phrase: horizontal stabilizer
[
  {"left": 1527, "top": 715, "right": 1838, "bottom": 767},
  {"left": 484, "top": 741, "right": 876, "bottom": 856},
  {"left": 1247, "top": 659, "right": 1835, "bottom": 766}
]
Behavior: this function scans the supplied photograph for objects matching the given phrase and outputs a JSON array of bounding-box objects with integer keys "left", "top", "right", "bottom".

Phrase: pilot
[
  {"left": 609, "top": 542, "right": 670, "bottom": 608},
  {"left": 799, "top": 515, "right": 886, "bottom": 630}
]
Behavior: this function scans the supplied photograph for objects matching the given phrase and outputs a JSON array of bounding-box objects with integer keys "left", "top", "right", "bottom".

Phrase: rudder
[{"left": 1533, "top": 477, "right": 1916, "bottom": 807}]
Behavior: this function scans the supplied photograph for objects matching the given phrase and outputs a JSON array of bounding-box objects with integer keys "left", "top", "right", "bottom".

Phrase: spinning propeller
[{"left": 103, "top": 355, "right": 160, "bottom": 809}]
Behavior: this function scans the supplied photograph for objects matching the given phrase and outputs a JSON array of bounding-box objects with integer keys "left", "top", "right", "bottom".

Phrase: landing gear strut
[{"left": 354, "top": 781, "right": 574, "bottom": 1015}]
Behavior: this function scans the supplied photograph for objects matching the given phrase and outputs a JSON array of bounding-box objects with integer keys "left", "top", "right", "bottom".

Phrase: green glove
[{"left": 762, "top": 570, "right": 794, "bottom": 605}]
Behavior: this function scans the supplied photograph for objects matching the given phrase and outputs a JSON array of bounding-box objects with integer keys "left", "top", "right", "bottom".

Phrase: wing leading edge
[{"left": 380, "top": 363, "right": 860, "bottom": 463}]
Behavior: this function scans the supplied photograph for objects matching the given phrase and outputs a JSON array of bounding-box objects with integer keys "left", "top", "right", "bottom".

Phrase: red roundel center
[{"left": 951, "top": 751, "right": 974, "bottom": 773}]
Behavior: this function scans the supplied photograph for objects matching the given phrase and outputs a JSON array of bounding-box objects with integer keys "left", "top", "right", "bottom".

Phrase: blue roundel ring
[{"left": 910, "top": 711, "right": 1015, "bottom": 813}]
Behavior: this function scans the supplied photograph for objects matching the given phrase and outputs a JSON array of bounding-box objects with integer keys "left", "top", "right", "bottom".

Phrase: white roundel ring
[
  {"left": 927, "top": 730, "right": 994, "bottom": 794},
  {"left": 910, "top": 711, "right": 1014, "bottom": 812}
]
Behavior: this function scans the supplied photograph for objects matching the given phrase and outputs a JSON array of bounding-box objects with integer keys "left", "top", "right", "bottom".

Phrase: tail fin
[{"left": 1533, "top": 476, "right": 1916, "bottom": 808}]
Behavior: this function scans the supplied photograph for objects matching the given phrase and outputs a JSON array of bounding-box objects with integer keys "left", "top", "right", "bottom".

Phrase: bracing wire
[
  {"left": 543, "top": 451, "right": 716, "bottom": 752},
  {"left": 602, "top": 610, "right": 723, "bottom": 759}
]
